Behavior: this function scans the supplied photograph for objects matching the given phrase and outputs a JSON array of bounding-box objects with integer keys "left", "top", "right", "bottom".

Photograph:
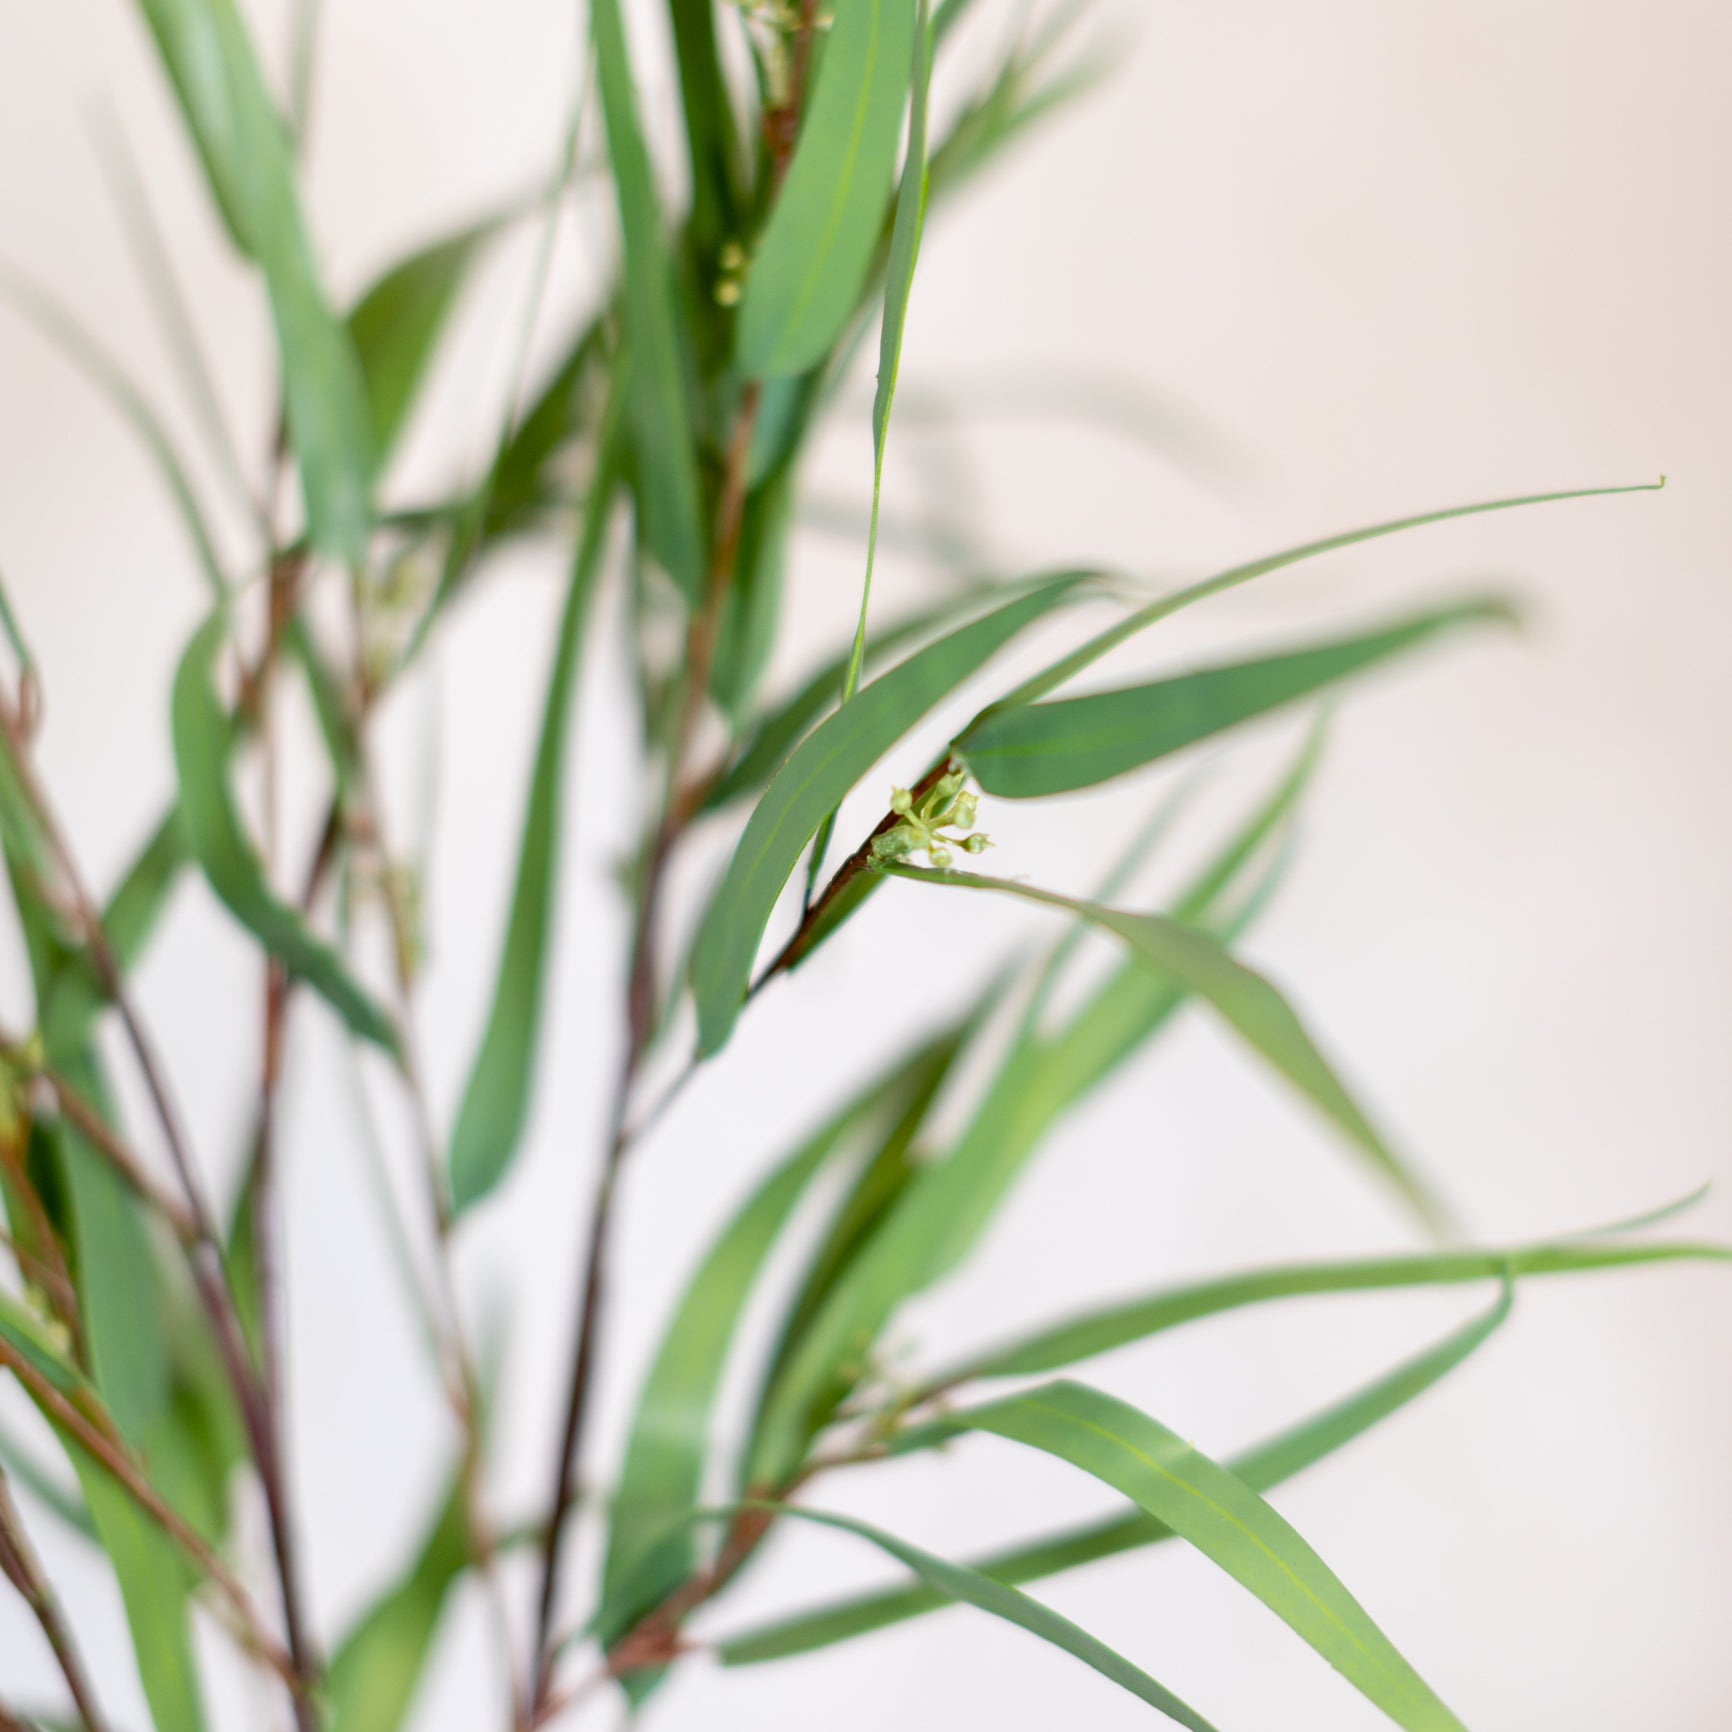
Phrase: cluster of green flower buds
[{"left": 870, "top": 767, "right": 992, "bottom": 869}]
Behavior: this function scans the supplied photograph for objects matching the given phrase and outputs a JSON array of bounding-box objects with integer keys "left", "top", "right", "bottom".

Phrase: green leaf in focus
[
  {"left": 721, "top": 1280, "right": 1512, "bottom": 1661},
  {"left": 915, "top": 1377, "right": 1469, "bottom": 1731},
  {"left": 326, "top": 1469, "right": 469, "bottom": 1732},
  {"left": 736, "top": 0, "right": 919, "bottom": 378},
  {"left": 886, "top": 864, "right": 1444, "bottom": 1227},
  {"left": 708, "top": 1503, "right": 1219, "bottom": 1729},
  {"left": 135, "top": 0, "right": 376, "bottom": 562},
  {"left": 690, "top": 575, "right": 1089, "bottom": 1055},
  {"left": 592, "top": 0, "right": 706, "bottom": 604},
  {"left": 171, "top": 611, "right": 401, "bottom": 1054},
  {"left": 447, "top": 375, "right": 627, "bottom": 1213},
  {"left": 960, "top": 597, "right": 1514, "bottom": 798}
]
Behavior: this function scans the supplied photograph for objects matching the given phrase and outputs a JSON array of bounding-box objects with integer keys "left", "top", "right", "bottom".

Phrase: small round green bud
[{"left": 962, "top": 832, "right": 992, "bottom": 854}]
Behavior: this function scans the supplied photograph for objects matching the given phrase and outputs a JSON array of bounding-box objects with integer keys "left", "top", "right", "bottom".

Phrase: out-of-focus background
[{"left": 2, "top": 1, "right": 1729, "bottom": 1727}]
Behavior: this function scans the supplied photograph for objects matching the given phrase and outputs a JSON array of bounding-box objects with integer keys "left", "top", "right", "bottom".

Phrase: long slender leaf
[
  {"left": 691, "top": 575, "right": 1090, "bottom": 1055},
  {"left": 925, "top": 1237, "right": 1729, "bottom": 1387},
  {"left": 959, "top": 597, "right": 1513, "bottom": 798},
  {"left": 136, "top": 0, "right": 375, "bottom": 561},
  {"left": 447, "top": 375, "right": 626, "bottom": 1213},
  {"left": 885, "top": 865, "right": 1443, "bottom": 1226},
  {"left": 974, "top": 481, "right": 1662, "bottom": 717},
  {"left": 714, "top": 1504, "right": 1219, "bottom": 1730},
  {"left": 667, "top": 0, "right": 743, "bottom": 265},
  {"left": 721, "top": 1282, "right": 1511, "bottom": 1661},
  {"left": 171, "top": 611, "right": 401, "bottom": 1054},
  {"left": 910, "top": 1378, "right": 1469, "bottom": 1730},
  {"left": 736, "top": 0, "right": 919, "bottom": 378},
  {"left": 592, "top": 0, "right": 706, "bottom": 605},
  {"left": 326, "top": 1469, "right": 469, "bottom": 1732},
  {"left": 0, "top": 266, "right": 225, "bottom": 593}
]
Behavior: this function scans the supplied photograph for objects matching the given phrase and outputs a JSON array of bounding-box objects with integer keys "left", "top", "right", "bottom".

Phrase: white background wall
[{"left": 1, "top": 1, "right": 1729, "bottom": 1728}]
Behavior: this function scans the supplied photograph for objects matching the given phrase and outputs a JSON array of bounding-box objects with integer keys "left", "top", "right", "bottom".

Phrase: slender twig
[
  {"left": 0, "top": 1466, "right": 108, "bottom": 1732},
  {"left": 524, "top": 7, "right": 823, "bottom": 1710}
]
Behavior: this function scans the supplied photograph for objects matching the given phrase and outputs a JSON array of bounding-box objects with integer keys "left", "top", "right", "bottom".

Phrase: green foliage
[{"left": 0, "top": 6, "right": 1707, "bottom": 1732}]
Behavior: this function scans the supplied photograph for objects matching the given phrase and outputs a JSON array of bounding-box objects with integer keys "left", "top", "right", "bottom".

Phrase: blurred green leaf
[
  {"left": 887, "top": 864, "right": 1444, "bottom": 1226},
  {"left": 447, "top": 375, "right": 626, "bottom": 1214},
  {"left": 0, "top": 1422, "right": 93, "bottom": 1539},
  {"left": 593, "top": 0, "right": 706, "bottom": 605},
  {"left": 348, "top": 216, "right": 507, "bottom": 469},
  {"left": 171, "top": 611, "right": 401, "bottom": 1054},
  {"left": 0, "top": 266, "right": 226, "bottom": 594},
  {"left": 713, "top": 1504, "right": 1219, "bottom": 1730},
  {"left": 736, "top": 0, "right": 918, "bottom": 378},
  {"left": 667, "top": 0, "right": 743, "bottom": 265},
  {"left": 979, "top": 481, "right": 1662, "bottom": 717},
  {"left": 690, "top": 575, "right": 1090, "bottom": 1056},
  {"left": 136, "top": 0, "right": 375, "bottom": 562},
  {"left": 903, "top": 1377, "right": 1469, "bottom": 1731},
  {"left": 721, "top": 1281, "right": 1511, "bottom": 1661},
  {"left": 961, "top": 598, "right": 1514, "bottom": 798},
  {"left": 325, "top": 1468, "right": 469, "bottom": 1732}
]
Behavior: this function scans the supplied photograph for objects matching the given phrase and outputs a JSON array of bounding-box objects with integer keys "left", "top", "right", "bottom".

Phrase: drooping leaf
[
  {"left": 902, "top": 1378, "right": 1468, "bottom": 1731},
  {"left": 348, "top": 215, "right": 507, "bottom": 467},
  {"left": 170, "top": 611, "right": 400, "bottom": 1054},
  {"left": 447, "top": 375, "right": 626, "bottom": 1213},
  {"left": 0, "top": 266, "right": 226, "bottom": 594},
  {"left": 721, "top": 1281, "right": 1512, "bottom": 1661},
  {"left": 325, "top": 1469, "right": 470, "bottom": 1732},
  {"left": 592, "top": 0, "right": 706, "bottom": 604},
  {"left": 925, "top": 1237, "right": 1729, "bottom": 1386},
  {"left": 744, "top": 749, "right": 1307, "bottom": 1489},
  {"left": 708, "top": 1504, "right": 1219, "bottom": 1730},
  {"left": 736, "top": 0, "right": 919, "bottom": 378},
  {"left": 884, "top": 864, "right": 1444, "bottom": 1226},
  {"left": 135, "top": 0, "right": 376, "bottom": 562},
  {"left": 691, "top": 576, "right": 1090, "bottom": 1055},
  {"left": 598, "top": 1038, "right": 948, "bottom": 1651},
  {"left": 959, "top": 597, "right": 1514, "bottom": 798},
  {"left": 974, "top": 481, "right": 1662, "bottom": 718}
]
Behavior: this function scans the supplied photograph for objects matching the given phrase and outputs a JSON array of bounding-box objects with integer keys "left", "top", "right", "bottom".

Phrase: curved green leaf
[
  {"left": 721, "top": 1281, "right": 1511, "bottom": 1662},
  {"left": 885, "top": 865, "right": 1443, "bottom": 1227},
  {"left": 447, "top": 379, "right": 625, "bottom": 1213},
  {"left": 171, "top": 612, "right": 400, "bottom": 1054},
  {"left": 326, "top": 1469, "right": 469, "bottom": 1732},
  {"left": 592, "top": 0, "right": 705, "bottom": 603},
  {"left": 736, "top": 0, "right": 919, "bottom": 378},
  {"left": 136, "top": 0, "right": 375, "bottom": 561},
  {"left": 960, "top": 597, "right": 1514, "bottom": 798},
  {"left": 690, "top": 575, "right": 1088, "bottom": 1055},
  {"left": 348, "top": 216, "right": 506, "bottom": 467},
  {"left": 714, "top": 1505, "right": 1220, "bottom": 1730},
  {"left": 916, "top": 1378, "right": 1469, "bottom": 1731}
]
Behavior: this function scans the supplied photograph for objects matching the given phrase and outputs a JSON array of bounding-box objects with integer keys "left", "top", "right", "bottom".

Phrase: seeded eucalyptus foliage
[{"left": 0, "top": 2, "right": 1715, "bottom": 1730}]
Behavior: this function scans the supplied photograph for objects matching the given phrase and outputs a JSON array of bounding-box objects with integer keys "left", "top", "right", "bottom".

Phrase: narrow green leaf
[
  {"left": 886, "top": 865, "right": 1443, "bottom": 1226},
  {"left": 667, "top": 0, "right": 743, "bottom": 262},
  {"left": 960, "top": 597, "right": 1513, "bottom": 798},
  {"left": 806, "top": 3, "right": 935, "bottom": 895},
  {"left": 744, "top": 751, "right": 1305, "bottom": 1489},
  {"left": 0, "top": 266, "right": 225, "bottom": 594},
  {"left": 0, "top": 1294, "right": 84, "bottom": 1398},
  {"left": 171, "top": 611, "right": 401, "bottom": 1054},
  {"left": 976, "top": 481, "right": 1662, "bottom": 716},
  {"left": 736, "top": 0, "right": 919, "bottom": 377},
  {"left": 919, "top": 1378, "right": 1468, "bottom": 1730},
  {"left": 714, "top": 1505, "right": 1219, "bottom": 1730},
  {"left": 929, "top": 1237, "right": 1729, "bottom": 1386},
  {"left": 721, "top": 1282, "right": 1511, "bottom": 1661},
  {"left": 0, "top": 1421, "right": 93, "bottom": 1540},
  {"left": 690, "top": 575, "right": 1089, "bottom": 1055},
  {"left": 598, "top": 1047, "right": 932, "bottom": 1648},
  {"left": 348, "top": 216, "right": 506, "bottom": 468},
  {"left": 592, "top": 0, "right": 706, "bottom": 604},
  {"left": 136, "top": 0, "right": 375, "bottom": 562},
  {"left": 326, "top": 1469, "right": 469, "bottom": 1732},
  {"left": 447, "top": 376, "right": 626, "bottom": 1213}
]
